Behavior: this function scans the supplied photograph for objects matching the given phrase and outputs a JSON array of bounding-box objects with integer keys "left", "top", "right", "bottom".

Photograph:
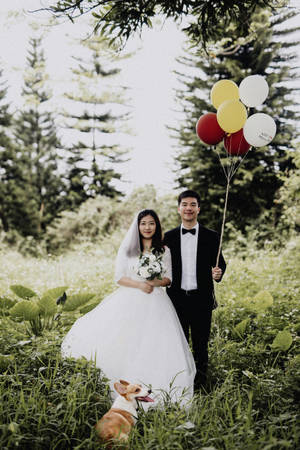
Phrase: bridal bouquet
[{"left": 137, "top": 251, "right": 164, "bottom": 280}]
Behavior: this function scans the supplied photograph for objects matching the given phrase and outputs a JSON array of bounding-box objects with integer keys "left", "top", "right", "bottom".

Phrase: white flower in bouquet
[
  {"left": 151, "top": 262, "right": 161, "bottom": 272},
  {"left": 137, "top": 250, "right": 164, "bottom": 280},
  {"left": 139, "top": 267, "right": 150, "bottom": 279}
]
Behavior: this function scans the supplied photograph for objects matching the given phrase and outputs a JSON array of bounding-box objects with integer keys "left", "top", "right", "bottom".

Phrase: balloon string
[
  {"left": 231, "top": 147, "right": 252, "bottom": 178},
  {"left": 216, "top": 175, "right": 230, "bottom": 267},
  {"left": 215, "top": 142, "right": 253, "bottom": 268},
  {"left": 215, "top": 147, "right": 228, "bottom": 179}
]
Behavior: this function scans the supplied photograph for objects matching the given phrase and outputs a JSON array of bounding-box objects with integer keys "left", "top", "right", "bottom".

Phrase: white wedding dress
[{"left": 61, "top": 247, "right": 196, "bottom": 406}]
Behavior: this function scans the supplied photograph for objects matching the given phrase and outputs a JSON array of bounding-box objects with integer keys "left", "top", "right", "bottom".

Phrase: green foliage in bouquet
[{"left": 6, "top": 285, "right": 99, "bottom": 336}]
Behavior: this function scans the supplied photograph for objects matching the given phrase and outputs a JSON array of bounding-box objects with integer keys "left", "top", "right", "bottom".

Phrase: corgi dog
[{"left": 95, "top": 379, "right": 154, "bottom": 444}]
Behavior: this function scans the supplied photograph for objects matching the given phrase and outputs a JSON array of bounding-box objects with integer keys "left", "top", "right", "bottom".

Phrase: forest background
[{"left": 0, "top": 0, "right": 299, "bottom": 449}]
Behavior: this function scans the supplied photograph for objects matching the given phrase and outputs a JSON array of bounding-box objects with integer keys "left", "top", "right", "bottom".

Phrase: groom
[{"left": 164, "top": 190, "right": 226, "bottom": 389}]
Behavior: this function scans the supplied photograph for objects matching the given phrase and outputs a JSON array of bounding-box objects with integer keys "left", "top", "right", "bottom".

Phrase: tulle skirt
[{"left": 61, "top": 286, "right": 196, "bottom": 406}]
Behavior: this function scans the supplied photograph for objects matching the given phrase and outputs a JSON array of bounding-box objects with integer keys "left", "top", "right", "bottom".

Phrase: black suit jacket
[{"left": 164, "top": 224, "right": 226, "bottom": 308}]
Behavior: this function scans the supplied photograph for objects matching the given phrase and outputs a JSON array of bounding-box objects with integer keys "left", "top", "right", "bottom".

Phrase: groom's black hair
[
  {"left": 178, "top": 190, "right": 201, "bottom": 206},
  {"left": 137, "top": 209, "right": 164, "bottom": 254}
]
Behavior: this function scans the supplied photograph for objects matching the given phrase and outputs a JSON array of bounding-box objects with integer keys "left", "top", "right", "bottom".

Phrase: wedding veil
[{"left": 114, "top": 212, "right": 141, "bottom": 282}]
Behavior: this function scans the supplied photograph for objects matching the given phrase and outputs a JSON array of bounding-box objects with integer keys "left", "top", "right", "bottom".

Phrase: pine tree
[
  {"left": 173, "top": 7, "right": 299, "bottom": 232},
  {"left": 0, "top": 68, "right": 37, "bottom": 236},
  {"left": 62, "top": 35, "right": 129, "bottom": 208},
  {"left": 12, "top": 37, "right": 66, "bottom": 236},
  {"left": 0, "top": 67, "right": 15, "bottom": 232}
]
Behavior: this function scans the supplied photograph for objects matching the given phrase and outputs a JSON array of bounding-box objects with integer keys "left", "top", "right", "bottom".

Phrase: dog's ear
[
  {"left": 119, "top": 379, "right": 130, "bottom": 386},
  {"left": 114, "top": 382, "right": 127, "bottom": 395}
]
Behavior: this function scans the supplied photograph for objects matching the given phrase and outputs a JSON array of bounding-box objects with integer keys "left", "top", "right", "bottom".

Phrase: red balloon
[
  {"left": 196, "top": 112, "right": 225, "bottom": 145},
  {"left": 224, "top": 129, "right": 251, "bottom": 155}
]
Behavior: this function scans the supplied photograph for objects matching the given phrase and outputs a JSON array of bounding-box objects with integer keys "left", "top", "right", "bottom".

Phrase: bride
[{"left": 61, "top": 209, "right": 196, "bottom": 405}]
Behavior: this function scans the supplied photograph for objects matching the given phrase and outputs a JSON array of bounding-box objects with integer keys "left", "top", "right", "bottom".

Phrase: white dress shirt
[{"left": 180, "top": 222, "right": 198, "bottom": 290}]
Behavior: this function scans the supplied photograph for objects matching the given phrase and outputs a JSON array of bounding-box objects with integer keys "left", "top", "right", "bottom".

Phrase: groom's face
[{"left": 178, "top": 197, "right": 200, "bottom": 224}]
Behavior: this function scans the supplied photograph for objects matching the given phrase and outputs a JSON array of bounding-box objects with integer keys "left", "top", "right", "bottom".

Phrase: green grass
[
  {"left": 0, "top": 245, "right": 115, "bottom": 297},
  {"left": 0, "top": 236, "right": 299, "bottom": 449},
  {"left": 0, "top": 324, "right": 110, "bottom": 449}
]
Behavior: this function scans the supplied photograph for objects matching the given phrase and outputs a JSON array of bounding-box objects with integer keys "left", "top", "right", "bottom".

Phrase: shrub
[{"left": 5, "top": 285, "right": 101, "bottom": 336}]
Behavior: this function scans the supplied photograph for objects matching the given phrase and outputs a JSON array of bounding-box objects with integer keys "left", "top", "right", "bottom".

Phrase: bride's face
[{"left": 139, "top": 215, "right": 156, "bottom": 239}]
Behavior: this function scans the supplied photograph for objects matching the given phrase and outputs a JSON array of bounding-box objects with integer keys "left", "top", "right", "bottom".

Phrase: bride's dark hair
[{"left": 137, "top": 209, "right": 164, "bottom": 254}]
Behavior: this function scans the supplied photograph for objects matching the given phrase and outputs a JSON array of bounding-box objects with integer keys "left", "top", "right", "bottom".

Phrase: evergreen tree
[
  {"left": 13, "top": 37, "right": 65, "bottom": 236},
  {"left": 62, "top": 35, "right": 129, "bottom": 208},
  {"left": 0, "top": 68, "right": 36, "bottom": 236},
  {"left": 0, "top": 67, "right": 15, "bottom": 232},
  {"left": 173, "top": 7, "right": 299, "bottom": 232}
]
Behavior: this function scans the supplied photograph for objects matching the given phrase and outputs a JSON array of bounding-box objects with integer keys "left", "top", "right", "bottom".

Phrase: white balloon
[
  {"left": 239, "top": 75, "right": 269, "bottom": 107},
  {"left": 243, "top": 113, "right": 276, "bottom": 147}
]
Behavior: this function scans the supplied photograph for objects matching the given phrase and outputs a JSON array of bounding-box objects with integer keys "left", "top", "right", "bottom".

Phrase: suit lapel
[
  {"left": 196, "top": 224, "right": 201, "bottom": 283},
  {"left": 196, "top": 224, "right": 210, "bottom": 285},
  {"left": 172, "top": 226, "right": 182, "bottom": 287}
]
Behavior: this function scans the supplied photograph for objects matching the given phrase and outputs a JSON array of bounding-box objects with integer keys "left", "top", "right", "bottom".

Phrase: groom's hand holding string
[{"left": 212, "top": 267, "right": 223, "bottom": 281}]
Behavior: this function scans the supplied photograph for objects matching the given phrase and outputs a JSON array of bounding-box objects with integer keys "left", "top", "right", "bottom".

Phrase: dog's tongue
[{"left": 138, "top": 395, "right": 154, "bottom": 402}]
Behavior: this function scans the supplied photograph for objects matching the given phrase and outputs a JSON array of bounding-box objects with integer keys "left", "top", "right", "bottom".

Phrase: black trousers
[{"left": 169, "top": 290, "right": 213, "bottom": 382}]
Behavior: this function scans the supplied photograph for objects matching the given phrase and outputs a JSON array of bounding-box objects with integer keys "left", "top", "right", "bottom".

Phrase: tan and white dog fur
[{"left": 95, "top": 380, "right": 153, "bottom": 445}]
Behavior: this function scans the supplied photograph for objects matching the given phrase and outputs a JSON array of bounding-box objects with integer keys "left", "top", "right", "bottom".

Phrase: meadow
[{"left": 0, "top": 234, "right": 299, "bottom": 449}]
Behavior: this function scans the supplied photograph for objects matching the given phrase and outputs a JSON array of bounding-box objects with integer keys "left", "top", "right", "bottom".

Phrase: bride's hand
[
  {"left": 147, "top": 279, "right": 160, "bottom": 287},
  {"left": 139, "top": 281, "right": 153, "bottom": 294}
]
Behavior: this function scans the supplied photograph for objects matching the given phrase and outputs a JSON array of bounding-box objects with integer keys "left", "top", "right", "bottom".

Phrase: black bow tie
[{"left": 182, "top": 228, "right": 196, "bottom": 235}]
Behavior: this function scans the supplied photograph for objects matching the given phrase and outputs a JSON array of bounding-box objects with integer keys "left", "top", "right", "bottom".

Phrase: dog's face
[{"left": 114, "top": 380, "right": 154, "bottom": 407}]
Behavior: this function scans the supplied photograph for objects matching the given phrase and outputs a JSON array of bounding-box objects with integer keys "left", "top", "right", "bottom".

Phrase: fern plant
[{"left": 5, "top": 285, "right": 99, "bottom": 336}]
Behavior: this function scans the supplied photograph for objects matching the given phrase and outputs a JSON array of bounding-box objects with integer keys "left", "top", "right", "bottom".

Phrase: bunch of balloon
[{"left": 196, "top": 75, "right": 277, "bottom": 266}]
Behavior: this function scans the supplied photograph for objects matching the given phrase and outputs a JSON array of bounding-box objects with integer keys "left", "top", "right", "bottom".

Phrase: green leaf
[
  {"left": 63, "top": 293, "right": 96, "bottom": 312},
  {"left": 37, "top": 287, "right": 67, "bottom": 316},
  {"left": 232, "top": 318, "right": 250, "bottom": 338},
  {"left": 0, "top": 297, "right": 17, "bottom": 310},
  {"left": 10, "top": 301, "right": 40, "bottom": 321},
  {"left": 0, "top": 354, "right": 14, "bottom": 370},
  {"left": 43, "top": 286, "right": 68, "bottom": 300},
  {"left": 10, "top": 285, "right": 37, "bottom": 300},
  {"left": 79, "top": 300, "right": 100, "bottom": 314},
  {"left": 271, "top": 330, "right": 293, "bottom": 352},
  {"left": 249, "top": 290, "right": 273, "bottom": 311}
]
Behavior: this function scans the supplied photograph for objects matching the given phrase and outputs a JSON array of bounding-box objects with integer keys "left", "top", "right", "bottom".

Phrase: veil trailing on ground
[{"left": 114, "top": 213, "right": 141, "bottom": 282}]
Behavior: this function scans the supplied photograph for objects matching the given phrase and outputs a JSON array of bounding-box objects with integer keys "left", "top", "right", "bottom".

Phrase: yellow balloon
[
  {"left": 217, "top": 99, "right": 247, "bottom": 133},
  {"left": 211, "top": 80, "right": 239, "bottom": 109}
]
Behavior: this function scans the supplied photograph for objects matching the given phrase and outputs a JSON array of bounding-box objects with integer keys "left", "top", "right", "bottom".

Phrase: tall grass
[
  {"left": 1, "top": 236, "right": 299, "bottom": 449},
  {"left": 0, "top": 245, "right": 115, "bottom": 297},
  {"left": 0, "top": 323, "right": 110, "bottom": 449}
]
